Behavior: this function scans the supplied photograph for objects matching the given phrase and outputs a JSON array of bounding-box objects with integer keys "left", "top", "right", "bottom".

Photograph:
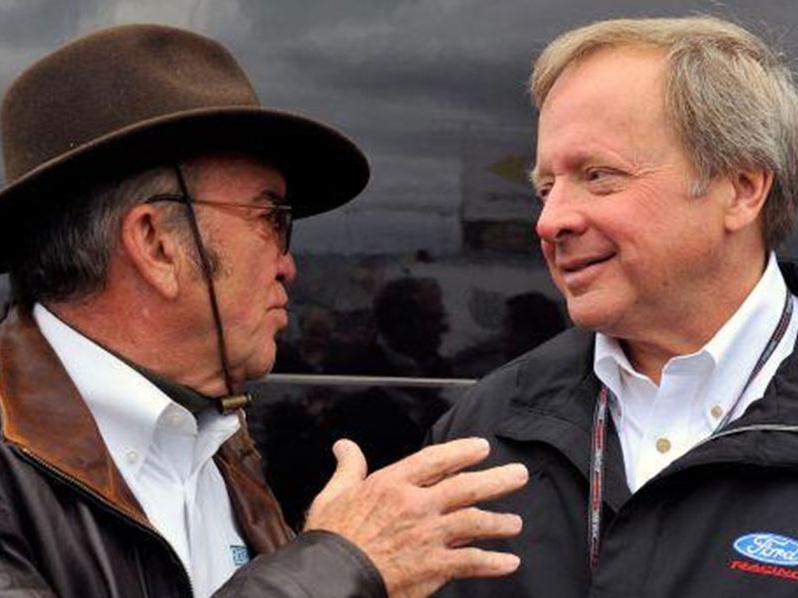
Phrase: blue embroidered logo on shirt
[
  {"left": 230, "top": 545, "right": 250, "bottom": 567},
  {"left": 734, "top": 533, "right": 798, "bottom": 566}
]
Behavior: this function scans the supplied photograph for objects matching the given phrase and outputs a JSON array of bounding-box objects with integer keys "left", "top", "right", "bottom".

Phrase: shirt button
[
  {"left": 655, "top": 438, "right": 672, "bottom": 454},
  {"left": 710, "top": 405, "right": 724, "bottom": 419},
  {"left": 125, "top": 449, "right": 139, "bottom": 464},
  {"left": 168, "top": 412, "right": 183, "bottom": 427}
]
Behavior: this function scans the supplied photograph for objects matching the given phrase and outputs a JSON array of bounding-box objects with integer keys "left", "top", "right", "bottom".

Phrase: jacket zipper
[
  {"left": 694, "top": 423, "right": 798, "bottom": 451},
  {"left": 16, "top": 446, "right": 195, "bottom": 598}
]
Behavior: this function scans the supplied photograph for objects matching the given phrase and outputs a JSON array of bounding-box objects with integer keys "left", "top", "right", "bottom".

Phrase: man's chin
[
  {"left": 243, "top": 349, "right": 277, "bottom": 382},
  {"left": 565, "top": 299, "right": 621, "bottom": 333}
]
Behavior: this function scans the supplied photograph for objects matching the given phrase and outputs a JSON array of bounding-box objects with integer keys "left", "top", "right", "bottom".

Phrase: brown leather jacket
[{"left": 0, "top": 307, "right": 386, "bottom": 598}]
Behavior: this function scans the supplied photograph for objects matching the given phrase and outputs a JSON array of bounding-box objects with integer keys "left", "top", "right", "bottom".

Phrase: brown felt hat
[{"left": 0, "top": 23, "right": 369, "bottom": 271}]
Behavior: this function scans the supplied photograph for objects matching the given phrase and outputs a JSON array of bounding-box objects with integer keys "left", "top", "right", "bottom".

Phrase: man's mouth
[
  {"left": 557, "top": 253, "right": 615, "bottom": 287},
  {"left": 272, "top": 305, "right": 289, "bottom": 320},
  {"left": 268, "top": 302, "right": 289, "bottom": 319},
  {"left": 559, "top": 253, "right": 615, "bottom": 273}
]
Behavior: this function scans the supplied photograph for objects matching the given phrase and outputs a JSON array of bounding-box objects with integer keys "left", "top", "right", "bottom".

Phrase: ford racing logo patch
[{"left": 734, "top": 533, "right": 798, "bottom": 566}]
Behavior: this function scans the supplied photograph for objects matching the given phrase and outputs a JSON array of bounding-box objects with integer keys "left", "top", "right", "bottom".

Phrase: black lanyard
[{"left": 588, "top": 289, "right": 793, "bottom": 574}]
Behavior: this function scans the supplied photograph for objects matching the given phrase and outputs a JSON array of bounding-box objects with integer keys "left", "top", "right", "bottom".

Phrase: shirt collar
[
  {"left": 32, "top": 303, "right": 239, "bottom": 478},
  {"left": 594, "top": 253, "right": 787, "bottom": 421},
  {"left": 594, "top": 327, "right": 649, "bottom": 416},
  {"left": 594, "top": 332, "right": 638, "bottom": 424},
  {"left": 698, "top": 252, "right": 789, "bottom": 425},
  {"left": 702, "top": 253, "right": 785, "bottom": 364},
  {"left": 595, "top": 332, "right": 632, "bottom": 387}
]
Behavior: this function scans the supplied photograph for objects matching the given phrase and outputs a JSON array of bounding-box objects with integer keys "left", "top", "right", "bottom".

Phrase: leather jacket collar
[{"left": 0, "top": 306, "right": 292, "bottom": 553}]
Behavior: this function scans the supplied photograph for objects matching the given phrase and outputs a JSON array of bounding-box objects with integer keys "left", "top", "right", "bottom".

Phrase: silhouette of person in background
[
  {"left": 274, "top": 306, "right": 336, "bottom": 373},
  {"left": 502, "top": 292, "right": 567, "bottom": 361},
  {"left": 325, "top": 276, "right": 452, "bottom": 467},
  {"left": 258, "top": 277, "right": 455, "bottom": 528},
  {"left": 454, "top": 291, "right": 567, "bottom": 377},
  {"left": 326, "top": 277, "right": 452, "bottom": 379}
]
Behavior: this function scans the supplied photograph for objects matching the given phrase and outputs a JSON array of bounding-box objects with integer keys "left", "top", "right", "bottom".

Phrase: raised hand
[{"left": 304, "top": 437, "right": 528, "bottom": 598}]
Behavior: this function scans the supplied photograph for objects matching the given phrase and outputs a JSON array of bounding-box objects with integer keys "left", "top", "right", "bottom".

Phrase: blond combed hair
[{"left": 531, "top": 16, "right": 798, "bottom": 251}]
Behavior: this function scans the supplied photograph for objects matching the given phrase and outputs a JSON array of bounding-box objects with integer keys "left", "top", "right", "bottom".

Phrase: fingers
[
  {"left": 446, "top": 547, "right": 521, "bottom": 579},
  {"left": 441, "top": 508, "right": 523, "bottom": 546},
  {"left": 388, "top": 437, "right": 491, "bottom": 486},
  {"left": 317, "top": 439, "right": 368, "bottom": 502},
  {"left": 304, "top": 437, "right": 527, "bottom": 594},
  {"left": 430, "top": 463, "right": 529, "bottom": 512}
]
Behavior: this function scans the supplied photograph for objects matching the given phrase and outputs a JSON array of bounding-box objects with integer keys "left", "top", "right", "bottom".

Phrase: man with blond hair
[{"left": 431, "top": 15, "right": 798, "bottom": 597}]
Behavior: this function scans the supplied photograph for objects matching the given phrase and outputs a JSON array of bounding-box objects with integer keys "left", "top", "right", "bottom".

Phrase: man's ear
[
  {"left": 120, "top": 204, "right": 182, "bottom": 299},
  {"left": 724, "top": 168, "right": 774, "bottom": 233}
]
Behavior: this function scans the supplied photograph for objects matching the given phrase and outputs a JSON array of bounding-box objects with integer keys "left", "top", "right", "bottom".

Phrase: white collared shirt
[
  {"left": 594, "top": 254, "right": 798, "bottom": 493},
  {"left": 34, "top": 304, "right": 250, "bottom": 598}
]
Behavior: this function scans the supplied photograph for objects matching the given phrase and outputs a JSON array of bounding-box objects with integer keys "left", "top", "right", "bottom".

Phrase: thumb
[
  {"left": 321, "top": 438, "right": 368, "bottom": 498},
  {"left": 304, "top": 439, "right": 369, "bottom": 531}
]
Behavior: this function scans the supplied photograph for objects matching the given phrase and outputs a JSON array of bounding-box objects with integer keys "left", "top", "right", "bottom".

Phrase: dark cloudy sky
[{"left": 2, "top": 0, "right": 797, "bottom": 254}]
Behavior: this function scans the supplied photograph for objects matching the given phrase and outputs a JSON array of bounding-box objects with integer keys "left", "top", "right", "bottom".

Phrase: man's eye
[
  {"left": 585, "top": 168, "right": 623, "bottom": 192},
  {"left": 586, "top": 168, "right": 620, "bottom": 182},
  {"left": 269, "top": 210, "right": 290, "bottom": 232},
  {"left": 536, "top": 186, "right": 551, "bottom": 203},
  {"left": 262, "top": 211, "right": 280, "bottom": 228}
]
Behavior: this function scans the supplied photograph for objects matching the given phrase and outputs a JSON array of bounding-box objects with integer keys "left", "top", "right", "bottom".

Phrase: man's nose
[
  {"left": 277, "top": 251, "right": 297, "bottom": 285},
  {"left": 535, "top": 182, "right": 588, "bottom": 243}
]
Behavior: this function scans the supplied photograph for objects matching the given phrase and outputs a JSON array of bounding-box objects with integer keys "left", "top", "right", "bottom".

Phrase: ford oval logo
[{"left": 734, "top": 533, "right": 798, "bottom": 566}]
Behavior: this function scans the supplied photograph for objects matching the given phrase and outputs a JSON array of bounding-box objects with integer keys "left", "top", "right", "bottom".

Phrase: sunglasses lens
[
  {"left": 281, "top": 211, "right": 293, "bottom": 254},
  {"left": 266, "top": 209, "right": 292, "bottom": 254}
]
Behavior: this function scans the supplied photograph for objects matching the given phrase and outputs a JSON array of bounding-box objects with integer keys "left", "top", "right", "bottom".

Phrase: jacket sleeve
[{"left": 214, "top": 530, "right": 388, "bottom": 598}]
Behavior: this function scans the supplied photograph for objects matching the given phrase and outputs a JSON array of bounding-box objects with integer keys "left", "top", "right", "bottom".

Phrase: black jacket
[
  {"left": 431, "top": 297, "right": 798, "bottom": 597},
  {"left": 0, "top": 307, "right": 386, "bottom": 598}
]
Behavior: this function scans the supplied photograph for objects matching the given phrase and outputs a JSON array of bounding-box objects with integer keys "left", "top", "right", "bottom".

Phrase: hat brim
[{"left": 0, "top": 106, "right": 369, "bottom": 271}]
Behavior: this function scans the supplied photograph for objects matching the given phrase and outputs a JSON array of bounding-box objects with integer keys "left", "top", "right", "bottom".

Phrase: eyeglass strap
[{"left": 172, "top": 164, "right": 251, "bottom": 414}]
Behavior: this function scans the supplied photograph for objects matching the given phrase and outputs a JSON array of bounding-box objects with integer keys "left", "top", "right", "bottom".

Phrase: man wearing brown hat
[{"left": 0, "top": 25, "right": 527, "bottom": 598}]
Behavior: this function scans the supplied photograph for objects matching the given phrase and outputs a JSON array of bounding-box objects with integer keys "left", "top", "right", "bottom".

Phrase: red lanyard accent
[
  {"left": 588, "top": 385, "right": 610, "bottom": 572},
  {"left": 587, "top": 290, "right": 793, "bottom": 575}
]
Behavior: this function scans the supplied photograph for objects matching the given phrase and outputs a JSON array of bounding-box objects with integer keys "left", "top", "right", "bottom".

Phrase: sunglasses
[{"left": 146, "top": 193, "right": 293, "bottom": 255}]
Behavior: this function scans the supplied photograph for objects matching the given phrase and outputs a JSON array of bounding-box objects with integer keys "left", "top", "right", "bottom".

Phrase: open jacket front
[
  {"left": 432, "top": 263, "right": 798, "bottom": 598},
  {"left": 0, "top": 307, "right": 385, "bottom": 598}
]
